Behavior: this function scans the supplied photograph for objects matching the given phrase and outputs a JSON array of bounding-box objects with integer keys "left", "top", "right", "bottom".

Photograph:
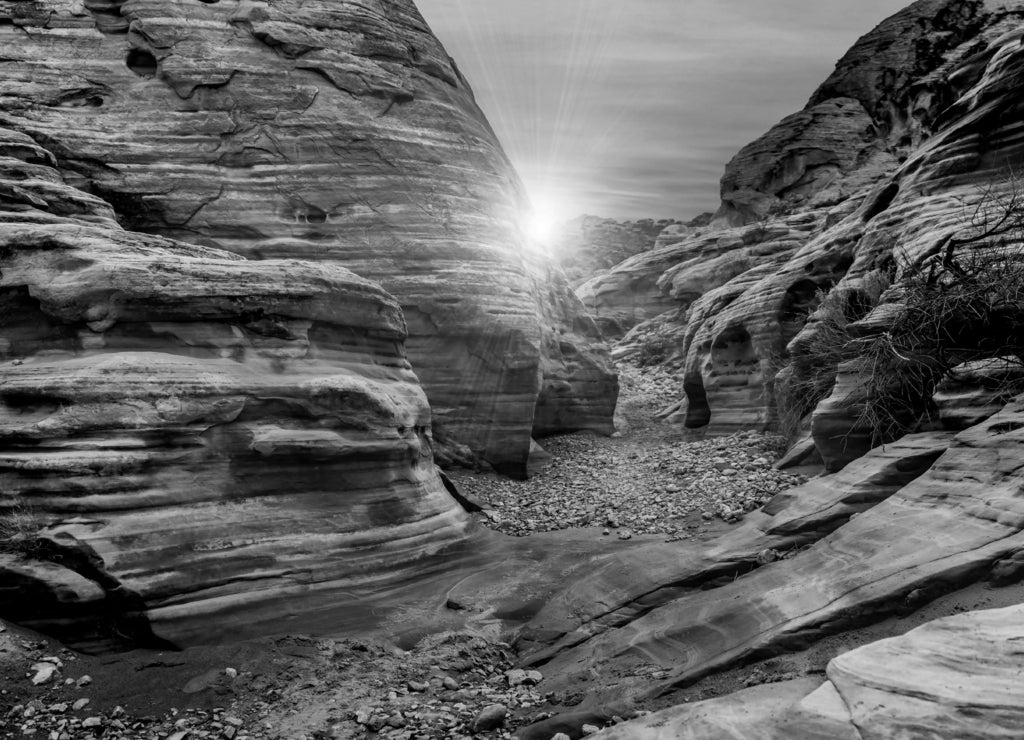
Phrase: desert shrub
[
  {"left": 635, "top": 333, "right": 676, "bottom": 367},
  {"left": 849, "top": 242, "right": 1024, "bottom": 443},
  {"left": 0, "top": 500, "right": 43, "bottom": 556},
  {"left": 775, "top": 272, "right": 890, "bottom": 440},
  {"left": 780, "top": 170, "right": 1024, "bottom": 445}
]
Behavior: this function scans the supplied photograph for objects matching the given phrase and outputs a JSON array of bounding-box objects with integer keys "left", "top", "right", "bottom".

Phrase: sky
[{"left": 417, "top": 0, "right": 910, "bottom": 222}]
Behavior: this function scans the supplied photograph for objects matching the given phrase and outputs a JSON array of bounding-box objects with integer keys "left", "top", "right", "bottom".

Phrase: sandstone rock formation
[
  {"left": 553, "top": 216, "right": 682, "bottom": 286},
  {"left": 515, "top": 6, "right": 1024, "bottom": 734},
  {"left": 581, "top": 0, "right": 1024, "bottom": 460},
  {"left": 591, "top": 604, "right": 1024, "bottom": 739},
  {"left": 519, "top": 399, "right": 1024, "bottom": 712},
  {"left": 0, "top": 128, "right": 474, "bottom": 650},
  {"left": 0, "top": 0, "right": 616, "bottom": 477}
]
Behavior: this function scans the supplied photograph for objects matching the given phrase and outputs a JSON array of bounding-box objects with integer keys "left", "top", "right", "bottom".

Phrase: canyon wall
[
  {"left": 0, "top": 128, "right": 477, "bottom": 650},
  {"left": 0, "top": 0, "right": 616, "bottom": 477},
  {"left": 582, "top": 0, "right": 1024, "bottom": 460}
]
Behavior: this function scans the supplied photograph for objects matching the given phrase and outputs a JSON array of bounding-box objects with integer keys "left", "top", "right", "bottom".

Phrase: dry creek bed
[{"left": 2, "top": 364, "right": 809, "bottom": 740}]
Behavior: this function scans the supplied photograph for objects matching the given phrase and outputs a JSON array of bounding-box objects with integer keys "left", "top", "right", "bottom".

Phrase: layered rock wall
[
  {"left": 584, "top": 0, "right": 1024, "bottom": 458},
  {"left": 0, "top": 0, "right": 616, "bottom": 476},
  {"left": 0, "top": 129, "right": 473, "bottom": 649}
]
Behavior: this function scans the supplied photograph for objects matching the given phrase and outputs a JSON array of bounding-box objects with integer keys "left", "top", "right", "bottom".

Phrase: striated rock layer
[
  {"left": 0, "top": 129, "right": 474, "bottom": 650},
  {"left": 0, "top": 0, "right": 616, "bottom": 476},
  {"left": 522, "top": 398, "right": 1024, "bottom": 712},
  {"left": 592, "top": 604, "right": 1024, "bottom": 740}
]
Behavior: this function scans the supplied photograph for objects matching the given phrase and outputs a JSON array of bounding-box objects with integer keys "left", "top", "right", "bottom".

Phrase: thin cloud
[{"left": 419, "top": 0, "right": 909, "bottom": 219}]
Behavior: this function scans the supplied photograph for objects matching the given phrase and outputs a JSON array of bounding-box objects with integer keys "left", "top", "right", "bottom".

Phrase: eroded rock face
[
  {"left": 0, "top": 0, "right": 616, "bottom": 476},
  {"left": 523, "top": 401, "right": 1024, "bottom": 708},
  {"left": 717, "top": 0, "right": 1000, "bottom": 227},
  {"left": 0, "top": 129, "right": 473, "bottom": 649},
  {"left": 591, "top": 604, "right": 1024, "bottom": 739},
  {"left": 595, "top": 1, "right": 1024, "bottom": 452},
  {"left": 553, "top": 216, "right": 682, "bottom": 287}
]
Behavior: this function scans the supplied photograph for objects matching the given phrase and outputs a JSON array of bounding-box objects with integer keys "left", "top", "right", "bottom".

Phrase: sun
[
  {"left": 525, "top": 205, "right": 560, "bottom": 245},
  {"left": 522, "top": 193, "right": 571, "bottom": 253}
]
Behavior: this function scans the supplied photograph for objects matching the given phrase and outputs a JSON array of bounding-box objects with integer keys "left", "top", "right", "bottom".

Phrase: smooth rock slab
[
  {"left": 591, "top": 604, "right": 1024, "bottom": 740},
  {"left": 531, "top": 401, "right": 1024, "bottom": 704}
]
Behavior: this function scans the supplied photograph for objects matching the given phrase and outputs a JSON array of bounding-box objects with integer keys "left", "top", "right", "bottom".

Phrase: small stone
[
  {"left": 505, "top": 669, "right": 528, "bottom": 686},
  {"left": 224, "top": 667, "right": 238, "bottom": 679},
  {"left": 72, "top": 699, "right": 90, "bottom": 711},
  {"left": 602, "top": 528, "right": 610, "bottom": 536},
  {"left": 355, "top": 707, "right": 373, "bottom": 725},
  {"left": 442, "top": 677, "right": 458, "bottom": 691},
  {"left": 551, "top": 734, "right": 571, "bottom": 740},
  {"left": 167, "top": 731, "right": 190, "bottom": 740},
  {"left": 756, "top": 548, "right": 779, "bottom": 564},
  {"left": 387, "top": 713, "right": 406, "bottom": 729},
  {"left": 471, "top": 704, "right": 507, "bottom": 732},
  {"left": 81, "top": 717, "right": 103, "bottom": 728},
  {"left": 31, "top": 663, "right": 58, "bottom": 685},
  {"left": 617, "top": 530, "right": 632, "bottom": 540},
  {"left": 75, "top": 675, "right": 92, "bottom": 688},
  {"left": 407, "top": 680, "right": 429, "bottom": 693},
  {"left": 582, "top": 725, "right": 601, "bottom": 735}
]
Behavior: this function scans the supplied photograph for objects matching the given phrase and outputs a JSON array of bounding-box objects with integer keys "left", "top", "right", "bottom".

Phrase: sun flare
[{"left": 522, "top": 192, "right": 572, "bottom": 253}]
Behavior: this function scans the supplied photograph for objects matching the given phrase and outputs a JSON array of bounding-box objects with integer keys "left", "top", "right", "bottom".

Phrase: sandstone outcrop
[
  {"left": 0, "top": 0, "right": 616, "bottom": 477},
  {"left": 517, "top": 431, "right": 952, "bottom": 666},
  {"left": 576, "top": 210, "right": 830, "bottom": 340},
  {"left": 591, "top": 604, "right": 1024, "bottom": 739},
  {"left": 0, "top": 129, "right": 474, "bottom": 650},
  {"left": 553, "top": 216, "right": 681, "bottom": 286},
  {"left": 522, "top": 400, "right": 1024, "bottom": 708},
  {"left": 584, "top": 1, "right": 1024, "bottom": 458}
]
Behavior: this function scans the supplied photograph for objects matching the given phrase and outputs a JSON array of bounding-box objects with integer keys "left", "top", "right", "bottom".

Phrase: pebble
[
  {"left": 471, "top": 704, "right": 507, "bottom": 732},
  {"left": 31, "top": 663, "right": 58, "bottom": 686},
  {"left": 582, "top": 725, "right": 601, "bottom": 736}
]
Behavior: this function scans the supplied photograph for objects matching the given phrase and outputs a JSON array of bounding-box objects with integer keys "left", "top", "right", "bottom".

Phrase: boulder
[{"left": 0, "top": 0, "right": 616, "bottom": 477}]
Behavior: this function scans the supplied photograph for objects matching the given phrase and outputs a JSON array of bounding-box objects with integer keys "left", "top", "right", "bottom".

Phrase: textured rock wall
[
  {"left": 582, "top": 0, "right": 1024, "bottom": 455},
  {"left": 717, "top": 0, "right": 1001, "bottom": 226},
  {"left": 553, "top": 216, "right": 682, "bottom": 287},
  {"left": 0, "top": 129, "right": 473, "bottom": 649},
  {"left": 0, "top": 0, "right": 616, "bottom": 476}
]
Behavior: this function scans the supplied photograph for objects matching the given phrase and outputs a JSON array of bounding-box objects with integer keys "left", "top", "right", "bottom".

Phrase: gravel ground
[
  {"left": 449, "top": 364, "right": 806, "bottom": 540},
  {"left": 1, "top": 625, "right": 639, "bottom": 740}
]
